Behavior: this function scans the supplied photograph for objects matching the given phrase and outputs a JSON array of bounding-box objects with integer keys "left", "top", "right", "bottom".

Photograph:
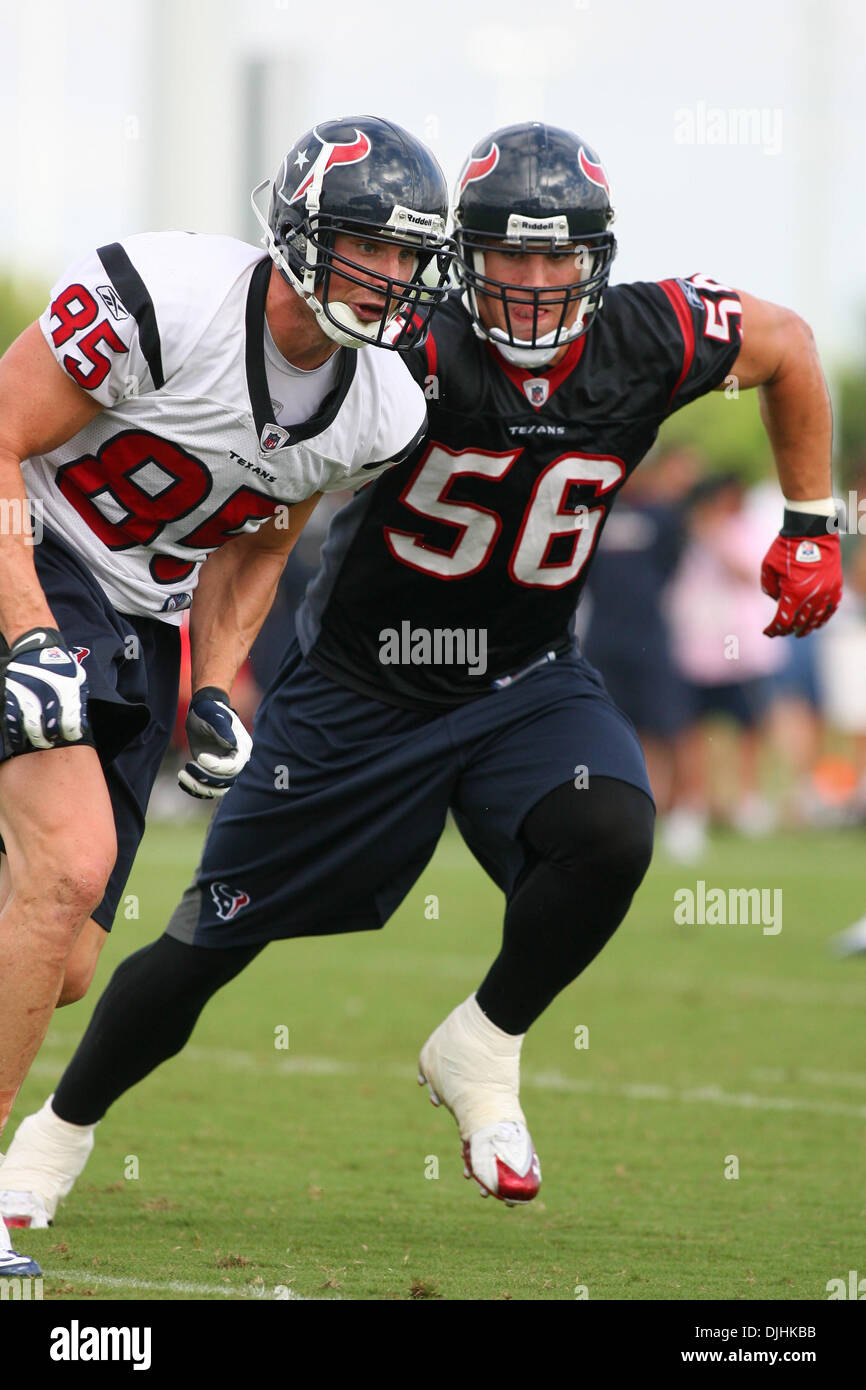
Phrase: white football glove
[
  {"left": 178, "top": 686, "right": 252, "bottom": 799},
  {"left": 3, "top": 627, "right": 89, "bottom": 753}
]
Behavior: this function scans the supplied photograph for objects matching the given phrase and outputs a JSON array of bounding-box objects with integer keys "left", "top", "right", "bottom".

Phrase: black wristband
[
  {"left": 191, "top": 686, "right": 231, "bottom": 706},
  {"left": 10, "top": 626, "right": 66, "bottom": 655},
  {"left": 780, "top": 509, "right": 836, "bottom": 539}
]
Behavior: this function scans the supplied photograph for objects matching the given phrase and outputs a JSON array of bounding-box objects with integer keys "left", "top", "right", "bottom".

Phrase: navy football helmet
[
  {"left": 453, "top": 123, "right": 617, "bottom": 365},
  {"left": 251, "top": 116, "right": 452, "bottom": 350}
]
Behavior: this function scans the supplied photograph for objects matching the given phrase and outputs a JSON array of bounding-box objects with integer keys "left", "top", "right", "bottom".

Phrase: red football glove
[{"left": 760, "top": 531, "right": 842, "bottom": 637}]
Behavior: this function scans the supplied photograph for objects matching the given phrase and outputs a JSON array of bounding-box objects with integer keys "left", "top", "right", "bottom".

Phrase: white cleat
[
  {"left": 0, "top": 1096, "right": 96, "bottom": 1228},
  {"left": 418, "top": 995, "right": 541, "bottom": 1206},
  {"left": 0, "top": 1191, "right": 52, "bottom": 1230},
  {"left": 0, "top": 1218, "right": 41, "bottom": 1277}
]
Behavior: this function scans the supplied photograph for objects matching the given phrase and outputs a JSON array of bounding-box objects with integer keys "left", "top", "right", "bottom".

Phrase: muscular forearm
[
  {"left": 188, "top": 494, "right": 320, "bottom": 694},
  {"left": 0, "top": 451, "right": 57, "bottom": 642},
  {"left": 189, "top": 542, "right": 287, "bottom": 695},
  {"left": 757, "top": 316, "right": 833, "bottom": 503}
]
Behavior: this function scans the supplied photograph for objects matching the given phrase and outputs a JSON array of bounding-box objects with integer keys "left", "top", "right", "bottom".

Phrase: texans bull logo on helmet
[
  {"left": 458, "top": 143, "right": 500, "bottom": 194},
  {"left": 288, "top": 128, "right": 372, "bottom": 205},
  {"left": 577, "top": 146, "right": 610, "bottom": 194}
]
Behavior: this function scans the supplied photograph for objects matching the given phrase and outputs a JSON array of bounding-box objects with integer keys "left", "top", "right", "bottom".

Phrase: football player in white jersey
[{"left": 0, "top": 115, "right": 451, "bottom": 1275}]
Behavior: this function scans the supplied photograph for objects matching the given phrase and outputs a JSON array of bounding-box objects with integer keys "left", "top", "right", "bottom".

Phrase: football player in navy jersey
[
  {"left": 0, "top": 117, "right": 451, "bottom": 1270},
  {"left": 1, "top": 123, "right": 842, "bottom": 1230}
]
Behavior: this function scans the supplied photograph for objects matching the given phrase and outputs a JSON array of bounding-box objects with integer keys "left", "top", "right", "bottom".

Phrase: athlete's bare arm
[
  {"left": 0, "top": 324, "right": 102, "bottom": 640},
  {"left": 188, "top": 492, "right": 322, "bottom": 695},
  {"left": 723, "top": 291, "right": 832, "bottom": 502}
]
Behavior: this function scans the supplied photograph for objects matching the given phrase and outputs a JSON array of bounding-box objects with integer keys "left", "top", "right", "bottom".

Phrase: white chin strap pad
[
  {"left": 489, "top": 330, "right": 562, "bottom": 368},
  {"left": 326, "top": 299, "right": 383, "bottom": 345}
]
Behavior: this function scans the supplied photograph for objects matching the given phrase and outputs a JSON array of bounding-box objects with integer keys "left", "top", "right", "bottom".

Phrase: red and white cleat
[
  {"left": 461, "top": 1122, "right": 541, "bottom": 1206},
  {"left": 418, "top": 994, "right": 541, "bottom": 1206}
]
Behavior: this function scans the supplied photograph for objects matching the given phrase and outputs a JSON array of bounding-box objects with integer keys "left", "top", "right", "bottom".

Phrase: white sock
[
  {"left": 420, "top": 994, "right": 526, "bottom": 1137},
  {"left": 0, "top": 1095, "right": 96, "bottom": 1209},
  {"left": 41, "top": 1095, "right": 97, "bottom": 1140}
]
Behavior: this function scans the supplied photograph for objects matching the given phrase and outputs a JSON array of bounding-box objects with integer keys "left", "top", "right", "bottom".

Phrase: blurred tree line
[
  {"left": 0, "top": 275, "right": 49, "bottom": 355},
  {"left": 658, "top": 360, "right": 866, "bottom": 493}
]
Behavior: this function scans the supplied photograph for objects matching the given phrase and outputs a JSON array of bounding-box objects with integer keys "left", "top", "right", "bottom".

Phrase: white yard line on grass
[
  {"left": 26, "top": 1046, "right": 866, "bottom": 1118},
  {"left": 752, "top": 1066, "right": 866, "bottom": 1090},
  {"left": 39, "top": 1268, "right": 307, "bottom": 1299}
]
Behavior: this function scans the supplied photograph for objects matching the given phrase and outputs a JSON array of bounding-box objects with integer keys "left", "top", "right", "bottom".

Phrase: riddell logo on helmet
[{"left": 289, "top": 129, "right": 372, "bottom": 204}]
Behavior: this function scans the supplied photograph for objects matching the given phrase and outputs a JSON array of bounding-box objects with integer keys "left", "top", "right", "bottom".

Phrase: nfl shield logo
[
  {"left": 524, "top": 378, "right": 550, "bottom": 408},
  {"left": 260, "top": 424, "right": 289, "bottom": 451}
]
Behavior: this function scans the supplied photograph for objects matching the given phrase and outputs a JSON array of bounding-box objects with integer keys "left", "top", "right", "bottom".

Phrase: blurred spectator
[{"left": 663, "top": 472, "right": 786, "bottom": 858}]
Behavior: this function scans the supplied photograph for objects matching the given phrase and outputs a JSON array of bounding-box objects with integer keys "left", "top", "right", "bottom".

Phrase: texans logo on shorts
[{"left": 211, "top": 882, "right": 251, "bottom": 921}]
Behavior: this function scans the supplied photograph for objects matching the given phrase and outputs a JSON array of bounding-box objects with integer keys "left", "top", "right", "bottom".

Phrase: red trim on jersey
[
  {"left": 423, "top": 326, "right": 438, "bottom": 379},
  {"left": 485, "top": 333, "right": 587, "bottom": 411},
  {"left": 658, "top": 279, "right": 695, "bottom": 406}
]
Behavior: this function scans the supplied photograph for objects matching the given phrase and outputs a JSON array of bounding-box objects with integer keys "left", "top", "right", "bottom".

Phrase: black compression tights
[
  {"left": 53, "top": 776, "right": 653, "bottom": 1125},
  {"left": 476, "top": 776, "right": 655, "bottom": 1034},
  {"left": 53, "top": 936, "right": 265, "bottom": 1125}
]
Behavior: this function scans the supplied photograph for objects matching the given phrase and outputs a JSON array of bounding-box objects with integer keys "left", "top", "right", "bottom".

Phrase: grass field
[{"left": 7, "top": 816, "right": 866, "bottom": 1302}]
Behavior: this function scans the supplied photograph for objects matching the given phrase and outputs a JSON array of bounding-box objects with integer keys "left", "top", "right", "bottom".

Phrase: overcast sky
[{"left": 1, "top": 0, "right": 863, "bottom": 363}]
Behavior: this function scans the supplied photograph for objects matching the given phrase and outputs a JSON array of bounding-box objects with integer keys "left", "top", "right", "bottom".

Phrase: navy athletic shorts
[
  {"left": 166, "top": 638, "right": 652, "bottom": 949},
  {"left": 0, "top": 527, "right": 181, "bottom": 930}
]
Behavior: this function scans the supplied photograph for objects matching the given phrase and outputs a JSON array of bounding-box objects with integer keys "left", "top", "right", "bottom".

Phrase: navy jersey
[{"left": 297, "top": 275, "right": 743, "bottom": 709}]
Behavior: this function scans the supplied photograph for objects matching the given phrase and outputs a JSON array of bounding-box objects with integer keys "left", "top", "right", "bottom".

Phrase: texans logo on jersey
[
  {"left": 211, "top": 882, "right": 251, "bottom": 921},
  {"left": 69, "top": 645, "right": 90, "bottom": 666}
]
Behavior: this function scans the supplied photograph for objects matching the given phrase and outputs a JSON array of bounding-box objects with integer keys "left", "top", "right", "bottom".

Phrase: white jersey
[{"left": 27, "top": 232, "right": 427, "bottom": 621}]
